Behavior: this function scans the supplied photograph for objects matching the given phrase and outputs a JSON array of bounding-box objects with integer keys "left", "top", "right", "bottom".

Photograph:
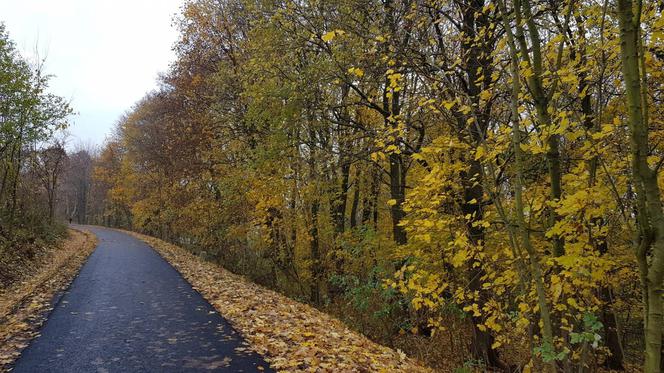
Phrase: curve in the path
[{"left": 13, "top": 227, "right": 274, "bottom": 373}]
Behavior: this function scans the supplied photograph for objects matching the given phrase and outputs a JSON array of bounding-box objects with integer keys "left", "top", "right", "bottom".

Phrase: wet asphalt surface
[{"left": 13, "top": 226, "right": 274, "bottom": 372}]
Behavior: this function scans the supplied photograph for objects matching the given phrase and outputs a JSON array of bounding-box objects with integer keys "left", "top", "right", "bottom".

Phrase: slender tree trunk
[
  {"left": 333, "top": 160, "right": 350, "bottom": 234},
  {"left": 328, "top": 160, "right": 350, "bottom": 301},
  {"left": 333, "top": 84, "right": 352, "bottom": 234},
  {"left": 388, "top": 152, "right": 407, "bottom": 244},
  {"left": 569, "top": 17, "right": 626, "bottom": 367},
  {"left": 381, "top": 0, "right": 408, "bottom": 245},
  {"left": 451, "top": 0, "right": 508, "bottom": 367},
  {"left": 361, "top": 165, "right": 380, "bottom": 229},
  {"left": 309, "top": 195, "right": 321, "bottom": 305},
  {"left": 499, "top": 2, "right": 556, "bottom": 369},
  {"left": 48, "top": 187, "right": 55, "bottom": 224},
  {"left": 350, "top": 169, "right": 360, "bottom": 229},
  {"left": 307, "top": 125, "right": 322, "bottom": 305},
  {"left": 600, "top": 285, "right": 625, "bottom": 370},
  {"left": 515, "top": 0, "right": 565, "bottom": 256},
  {"left": 616, "top": 1, "right": 664, "bottom": 371},
  {"left": 383, "top": 84, "right": 407, "bottom": 245},
  {"left": 10, "top": 140, "right": 22, "bottom": 220},
  {"left": 465, "top": 158, "right": 508, "bottom": 370}
]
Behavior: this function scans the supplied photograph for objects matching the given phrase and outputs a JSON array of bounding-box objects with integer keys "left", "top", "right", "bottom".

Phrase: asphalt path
[{"left": 13, "top": 226, "right": 273, "bottom": 372}]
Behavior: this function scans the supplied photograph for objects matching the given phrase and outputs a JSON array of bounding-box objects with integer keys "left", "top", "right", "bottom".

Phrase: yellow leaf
[
  {"left": 458, "top": 105, "right": 472, "bottom": 114},
  {"left": 322, "top": 31, "right": 336, "bottom": 42},
  {"left": 475, "top": 146, "right": 486, "bottom": 160},
  {"left": 567, "top": 298, "right": 578, "bottom": 308},
  {"left": 348, "top": 67, "right": 365, "bottom": 78}
]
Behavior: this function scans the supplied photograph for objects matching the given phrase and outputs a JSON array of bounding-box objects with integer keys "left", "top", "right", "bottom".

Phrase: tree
[
  {"left": 0, "top": 23, "right": 71, "bottom": 240},
  {"left": 30, "top": 140, "right": 68, "bottom": 224},
  {"left": 616, "top": 0, "right": 664, "bottom": 370},
  {"left": 61, "top": 145, "right": 95, "bottom": 224}
]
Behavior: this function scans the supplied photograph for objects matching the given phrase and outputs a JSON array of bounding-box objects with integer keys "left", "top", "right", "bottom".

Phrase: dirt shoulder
[
  {"left": 0, "top": 228, "right": 97, "bottom": 371},
  {"left": 127, "top": 230, "right": 432, "bottom": 373}
]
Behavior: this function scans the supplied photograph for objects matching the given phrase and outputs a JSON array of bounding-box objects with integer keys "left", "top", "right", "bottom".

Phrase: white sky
[{"left": 0, "top": 0, "right": 182, "bottom": 146}]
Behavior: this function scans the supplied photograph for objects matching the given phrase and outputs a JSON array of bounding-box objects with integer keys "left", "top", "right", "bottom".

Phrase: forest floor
[
  {"left": 0, "top": 227, "right": 96, "bottom": 370},
  {"left": 128, "top": 230, "right": 433, "bottom": 372}
]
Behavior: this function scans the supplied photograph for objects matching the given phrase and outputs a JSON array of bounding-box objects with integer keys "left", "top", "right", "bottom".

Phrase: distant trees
[
  {"left": 59, "top": 144, "right": 96, "bottom": 224},
  {"left": 94, "top": 0, "right": 664, "bottom": 371}
]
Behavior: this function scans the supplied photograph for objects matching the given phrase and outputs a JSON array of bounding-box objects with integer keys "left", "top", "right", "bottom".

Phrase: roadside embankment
[{"left": 0, "top": 228, "right": 97, "bottom": 370}]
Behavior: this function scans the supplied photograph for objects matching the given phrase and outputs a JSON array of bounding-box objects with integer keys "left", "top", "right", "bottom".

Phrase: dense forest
[{"left": 3, "top": 0, "right": 664, "bottom": 370}]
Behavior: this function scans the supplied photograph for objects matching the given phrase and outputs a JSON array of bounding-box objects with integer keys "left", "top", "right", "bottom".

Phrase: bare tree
[
  {"left": 30, "top": 139, "right": 68, "bottom": 224},
  {"left": 60, "top": 142, "right": 96, "bottom": 224}
]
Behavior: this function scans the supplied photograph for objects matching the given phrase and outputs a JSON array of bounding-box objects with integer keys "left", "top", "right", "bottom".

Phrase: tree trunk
[
  {"left": 616, "top": 0, "right": 664, "bottom": 371},
  {"left": 361, "top": 165, "right": 380, "bottom": 230},
  {"left": 454, "top": 0, "right": 508, "bottom": 368},
  {"left": 600, "top": 286, "right": 625, "bottom": 370},
  {"left": 333, "top": 160, "right": 350, "bottom": 234},
  {"left": 350, "top": 170, "right": 360, "bottom": 229},
  {"left": 388, "top": 152, "right": 407, "bottom": 245},
  {"left": 515, "top": 0, "right": 565, "bottom": 257},
  {"left": 499, "top": 3, "right": 556, "bottom": 369},
  {"left": 309, "top": 197, "right": 321, "bottom": 305}
]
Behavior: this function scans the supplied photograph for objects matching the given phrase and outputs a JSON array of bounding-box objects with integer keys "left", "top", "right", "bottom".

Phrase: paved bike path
[{"left": 13, "top": 227, "right": 273, "bottom": 372}]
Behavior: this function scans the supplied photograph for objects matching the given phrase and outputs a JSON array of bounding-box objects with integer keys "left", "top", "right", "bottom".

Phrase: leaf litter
[{"left": 127, "top": 231, "right": 432, "bottom": 373}]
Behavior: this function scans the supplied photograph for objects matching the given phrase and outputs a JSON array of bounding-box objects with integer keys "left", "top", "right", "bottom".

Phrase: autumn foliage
[{"left": 93, "top": 0, "right": 664, "bottom": 371}]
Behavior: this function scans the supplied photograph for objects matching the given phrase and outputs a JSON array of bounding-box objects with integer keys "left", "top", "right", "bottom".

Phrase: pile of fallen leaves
[
  {"left": 0, "top": 228, "right": 97, "bottom": 370},
  {"left": 128, "top": 231, "right": 432, "bottom": 373}
]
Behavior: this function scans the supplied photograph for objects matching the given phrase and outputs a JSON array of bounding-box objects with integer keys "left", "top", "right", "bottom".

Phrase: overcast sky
[{"left": 0, "top": 0, "right": 182, "bottom": 147}]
